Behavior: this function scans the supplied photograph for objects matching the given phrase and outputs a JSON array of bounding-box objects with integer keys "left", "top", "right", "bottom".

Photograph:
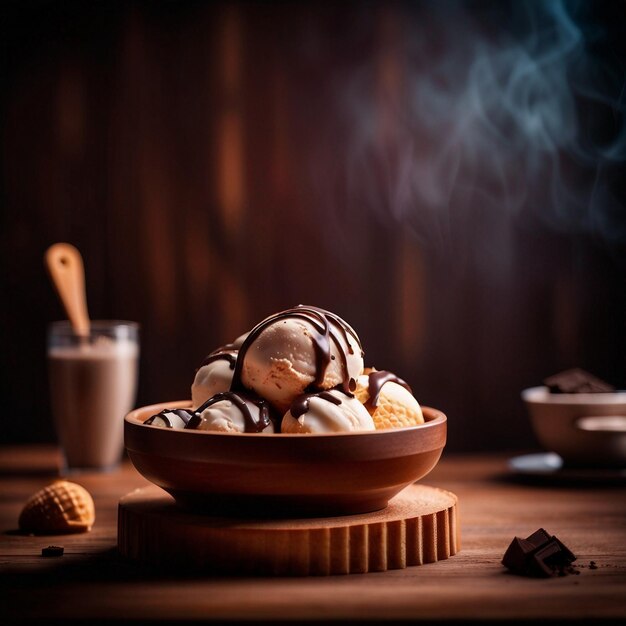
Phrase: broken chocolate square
[
  {"left": 532, "top": 540, "right": 565, "bottom": 577},
  {"left": 543, "top": 369, "right": 614, "bottom": 394},
  {"left": 501, "top": 537, "right": 535, "bottom": 574},
  {"left": 502, "top": 529, "right": 576, "bottom": 578},
  {"left": 526, "top": 528, "right": 552, "bottom": 547}
]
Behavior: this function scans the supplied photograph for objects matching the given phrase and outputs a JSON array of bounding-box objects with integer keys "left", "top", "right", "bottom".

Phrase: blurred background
[{"left": 2, "top": 0, "right": 625, "bottom": 452}]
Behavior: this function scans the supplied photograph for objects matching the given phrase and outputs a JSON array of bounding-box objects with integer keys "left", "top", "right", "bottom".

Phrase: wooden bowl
[{"left": 124, "top": 401, "right": 447, "bottom": 516}]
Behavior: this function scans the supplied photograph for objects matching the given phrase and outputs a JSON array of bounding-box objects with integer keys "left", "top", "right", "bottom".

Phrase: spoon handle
[{"left": 45, "top": 243, "right": 91, "bottom": 337}]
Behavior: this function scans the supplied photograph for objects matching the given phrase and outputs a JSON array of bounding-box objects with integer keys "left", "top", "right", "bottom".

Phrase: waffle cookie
[{"left": 19, "top": 480, "right": 95, "bottom": 534}]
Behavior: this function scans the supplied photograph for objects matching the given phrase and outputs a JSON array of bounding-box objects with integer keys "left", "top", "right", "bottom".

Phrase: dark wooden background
[{"left": 2, "top": 1, "right": 625, "bottom": 451}]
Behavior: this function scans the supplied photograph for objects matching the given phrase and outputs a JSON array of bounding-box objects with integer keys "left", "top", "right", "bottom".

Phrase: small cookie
[{"left": 19, "top": 480, "right": 95, "bottom": 534}]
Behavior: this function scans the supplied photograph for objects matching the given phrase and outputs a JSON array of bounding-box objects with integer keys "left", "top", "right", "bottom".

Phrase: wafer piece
[{"left": 19, "top": 480, "right": 95, "bottom": 534}]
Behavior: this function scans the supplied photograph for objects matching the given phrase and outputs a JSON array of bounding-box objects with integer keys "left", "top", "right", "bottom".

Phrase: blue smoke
[{"left": 321, "top": 0, "right": 626, "bottom": 253}]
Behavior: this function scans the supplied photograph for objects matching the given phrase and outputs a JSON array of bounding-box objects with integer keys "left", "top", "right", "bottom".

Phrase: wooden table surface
[{"left": 1, "top": 445, "right": 625, "bottom": 624}]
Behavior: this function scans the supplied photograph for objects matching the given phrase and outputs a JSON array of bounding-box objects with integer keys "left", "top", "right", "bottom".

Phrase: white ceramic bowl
[{"left": 521, "top": 386, "right": 626, "bottom": 467}]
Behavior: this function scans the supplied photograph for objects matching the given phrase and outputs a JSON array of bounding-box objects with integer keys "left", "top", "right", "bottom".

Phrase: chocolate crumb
[
  {"left": 41, "top": 545, "right": 64, "bottom": 557},
  {"left": 502, "top": 529, "right": 576, "bottom": 578},
  {"left": 589, "top": 561, "right": 598, "bottom": 570}
]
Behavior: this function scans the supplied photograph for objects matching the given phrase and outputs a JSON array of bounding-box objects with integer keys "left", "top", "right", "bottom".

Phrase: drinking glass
[{"left": 47, "top": 320, "right": 139, "bottom": 471}]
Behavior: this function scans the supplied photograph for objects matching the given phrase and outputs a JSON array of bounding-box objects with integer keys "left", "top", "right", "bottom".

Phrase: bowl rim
[
  {"left": 125, "top": 400, "right": 446, "bottom": 438},
  {"left": 521, "top": 386, "right": 626, "bottom": 405}
]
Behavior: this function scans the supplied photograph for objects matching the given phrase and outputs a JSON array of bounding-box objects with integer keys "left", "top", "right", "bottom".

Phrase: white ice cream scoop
[
  {"left": 281, "top": 389, "right": 374, "bottom": 433},
  {"left": 144, "top": 409, "right": 193, "bottom": 429},
  {"left": 191, "top": 353, "right": 237, "bottom": 409},
  {"left": 190, "top": 332, "right": 250, "bottom": 409},
  {"left": 188, "top": 391, "right": 275, "bottom": 433}
]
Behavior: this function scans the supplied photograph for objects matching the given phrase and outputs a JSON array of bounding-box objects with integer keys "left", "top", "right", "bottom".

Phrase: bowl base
[
  {"left": 118, "top": 483, "right": 460, "bottom": 576},
  {"left": 167, "top": 489, "right": 396, "bottom": 518}
]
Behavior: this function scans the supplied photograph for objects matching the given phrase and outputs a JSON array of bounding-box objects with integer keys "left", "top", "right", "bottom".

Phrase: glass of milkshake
[{"left": 47, "top": 321, "right": 139, "bottom": 471}]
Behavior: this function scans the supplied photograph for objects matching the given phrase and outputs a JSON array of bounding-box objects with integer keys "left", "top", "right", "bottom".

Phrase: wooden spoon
[{"left": 45, "top": 243, "right": 91, "bottom": 337}]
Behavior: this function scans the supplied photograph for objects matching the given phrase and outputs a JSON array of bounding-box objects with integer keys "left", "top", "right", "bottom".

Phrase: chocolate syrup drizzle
[
  {"left": 198, "top": 347, "right": 238, "bottom": 370},
  {"left": 365, "top": 370, "right": 413, "bottom": 409},
  {"left": 186, "top": 391, "right": 273, "bottom": 433},
  {"left": 290, "top": 390, "right": 343, "bottom": 418},
  {"left": 231, "top": 305, "right": 364, "bottom": 396},
  {"left": 145, "top": 409, "right": 194, "bottom": 428}
]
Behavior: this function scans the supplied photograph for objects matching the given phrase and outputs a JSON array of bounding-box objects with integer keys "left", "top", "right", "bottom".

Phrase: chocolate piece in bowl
[
  {"left": 544, "top": 368, "right": 615, "bottom": 394},
  {"left": 522, "top": 378, "right": 626, "bottom": 467}
]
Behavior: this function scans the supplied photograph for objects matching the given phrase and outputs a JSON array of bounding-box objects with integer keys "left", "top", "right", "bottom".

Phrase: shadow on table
[
  {"left": 0, "top": 544, "right": 352, "bottom": 584},
  {"left": 0, "top": 546, "right": 231, "bottom": 583},
  {"left": 490, "top": 469, "right": 626, "bottom": 489},
  {"left": 2, "top": 546, "right": 624, "bottom": 626},
  {"left": 487, "top": 450, "right": 626, "bottom": 489},
  {"left": 0, "top": 466, "right": 61, "bottom": 479}
]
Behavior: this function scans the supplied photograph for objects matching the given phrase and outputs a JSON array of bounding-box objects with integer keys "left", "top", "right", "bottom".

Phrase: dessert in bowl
[
  {"left": 125, "top": 401, "right": 446, "bottom": 516},
  {"left": 522, "top": 369, "right": 626, "bottom": 468},
  {"left": 124, "top": 305, "right": 447, "bottom": 515}
]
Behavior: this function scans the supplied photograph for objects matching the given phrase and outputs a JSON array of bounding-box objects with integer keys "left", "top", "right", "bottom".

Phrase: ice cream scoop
[
  {"left": 354, "top": 369, "right": 424, "bottom": 429},
  {"left": 232, "top": 305, "right": 364, "bottom": 413},
  {"left": 144, "top": 408, "right": 193, "bottom": 429},
  {"left": 191, "top": 349, "right": 238, "bottom": 409},
  {"left": 191, "top": 332, "right": 249, "bottom": 409},
  {"left": 281, "top": 388, "right": 375, "bottom": 433},
  {"left": 186, "top": 391, "right": 275, "bottom": 433}
]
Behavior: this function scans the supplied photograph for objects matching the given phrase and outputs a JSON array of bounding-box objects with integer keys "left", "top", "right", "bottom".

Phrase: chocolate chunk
[
  {"left": 531, "top": 540, "right": 565, "bottom": 577},
  {"left": 502, "top": 537, "right": 535, "bottom": 573},
  {"left": 502, "top": 529, "right": 576, "bottom": 578},
  {"left": 544, "top": 368, "right": 614, "bottom": 394},
  {"left": 552, "top": 536, "right": 576, "bottom": 563},
  {"left": 41, "top": 545, "right": 64, "bottom": 557},
  {"left": 526, "top": 528, "right": 552, "bottom": 547}
]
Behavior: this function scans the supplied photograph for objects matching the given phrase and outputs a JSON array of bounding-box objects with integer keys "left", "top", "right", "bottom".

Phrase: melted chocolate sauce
[
  {"left": 198, "top": 348, "right": 238, "bottom": 370},
  {"left": 145, "top": 408, "right": 193, "bottom": 428},
  {"left": 231, "top": 305, "right": 363, "bottom": 396},
  {"left": 186, "top": 391, "right": 273, "bottom": 433},
  {"left": 290, "top": 390, "right": 343, "bottom": 418},
  {"left": 365, "top": 370, "right": 413, "bottom": 409}
]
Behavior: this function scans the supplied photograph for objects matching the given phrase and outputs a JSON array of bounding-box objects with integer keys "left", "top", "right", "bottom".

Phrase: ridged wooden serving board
[{"left": 118, "top": 484, "right": 460, "bottom": 576}]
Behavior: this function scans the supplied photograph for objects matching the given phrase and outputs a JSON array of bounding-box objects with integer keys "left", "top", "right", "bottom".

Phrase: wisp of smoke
[{"left": 314, "top": 0, "right": 626, "bottom": 254}]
